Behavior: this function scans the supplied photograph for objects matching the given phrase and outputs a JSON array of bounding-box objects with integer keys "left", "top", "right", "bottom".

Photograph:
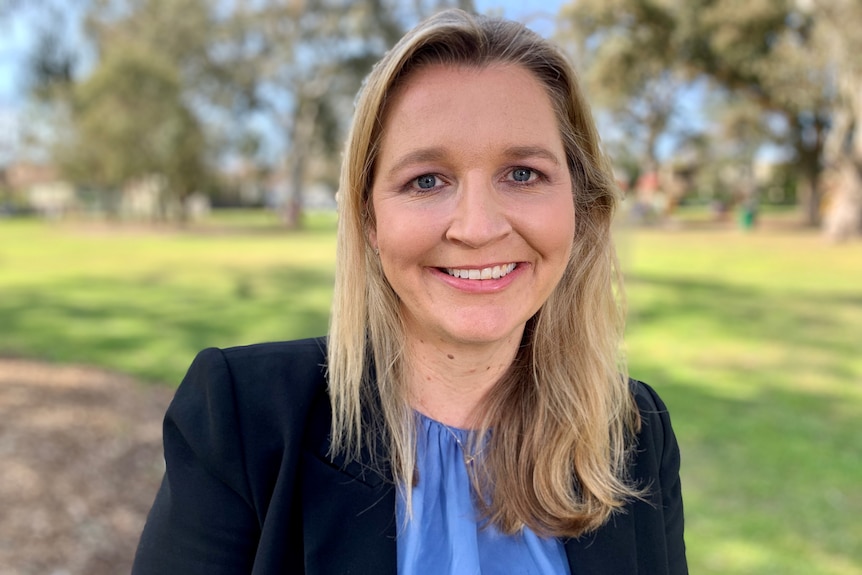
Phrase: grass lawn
[
  {"left": 0, "top": 210, "right": 337, "bottom": 383},
  {"left": 1, "top": 209, "right": 860, "bottom": 574},
  {"left": 620, "top": 222, "right": 862, "bottom": 575}
]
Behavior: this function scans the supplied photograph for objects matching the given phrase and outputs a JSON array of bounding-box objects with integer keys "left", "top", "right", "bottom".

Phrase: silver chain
[{"left": 441, "top": 424, "right": 484, "bottom": 466}]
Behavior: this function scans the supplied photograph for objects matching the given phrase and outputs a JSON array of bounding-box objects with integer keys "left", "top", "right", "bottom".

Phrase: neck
[{"left": 404, "top": 332, "right": 522, "bottom": 429}]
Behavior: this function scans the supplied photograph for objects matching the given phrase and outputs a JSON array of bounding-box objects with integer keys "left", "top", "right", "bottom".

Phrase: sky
[
  {"left": 0, "top": 12, "right": 31, "bottom": 162},
  {"left": 0, "top": 0, "right": 568, "bottom": 164},
  {"left": 474, "top": 0, "right": 565, "bottom": 36}
]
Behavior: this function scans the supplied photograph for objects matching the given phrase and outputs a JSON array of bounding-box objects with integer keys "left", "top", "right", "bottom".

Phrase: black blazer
[{"left": 133, "top": 338, "right": 687, "bottom": 574}]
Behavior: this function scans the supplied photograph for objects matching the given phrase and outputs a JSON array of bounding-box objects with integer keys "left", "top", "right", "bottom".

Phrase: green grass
[
  {"left": 0, "top": 210, "right": 337, "bottom": 383},
  {"left": 1, "top": 209, "right": 860, "bottom": 573},
  {"left": 620, "top": 225, "right": 862, "bottom": 574}
]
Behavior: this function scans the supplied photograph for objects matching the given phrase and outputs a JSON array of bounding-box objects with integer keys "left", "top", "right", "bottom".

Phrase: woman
[{"left": 133, "top": 9, "right": 686, "bottom": 574}]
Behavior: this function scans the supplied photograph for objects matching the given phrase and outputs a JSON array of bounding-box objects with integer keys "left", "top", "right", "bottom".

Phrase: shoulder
[
  {"left": 168, "top": 337, "right": 330, "bottom": 447},
  {"left": 630, "top": 378, "right": 671, "bottom": 415},
  {"left": 163, "top": 337, "right": 332, "bottom": 490},
  {"left": 630, "top": 378, "right": 675, "bottom": 445},
  {"left": 214, "top": 337, "right": 327, "bottom": 383},
  {"left": 187, "top": 335, "right": 330, "bottom": 426},
  {"left": 185, "top": 337, "right": 329, "bottom": 397},
  {"left": 627, "top": 378, "right": 683, "bottom": 492},
  {"left": 137, "top": 339, "right": 333, "bottom": 572},
  {"left": 211, "top": 336, "right": 328, "bottom": 377}
]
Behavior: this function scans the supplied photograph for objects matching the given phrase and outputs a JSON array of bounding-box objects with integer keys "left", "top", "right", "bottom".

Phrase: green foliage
[
  {"left": 559, "top": 0, "right": 862, "bottom": 228},
  {"left": 59, "top": 46, "right": 206, "bottom": 206},
  {"left": 0, "top": 213, "right": 860, "bottom": 573},
  {"left": 21, "top": 0, "right": 477, "bottom": 226},
  {"left": 40, "top": 0, "right": 216, "bottom": 218},
  {"left": 560, "top": 0, "right": 681, "bottom": 172}
]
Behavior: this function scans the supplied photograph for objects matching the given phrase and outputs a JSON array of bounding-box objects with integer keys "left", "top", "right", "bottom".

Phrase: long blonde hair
[{"left": 328, "top": 8, "right": 641, "bottom": 537}]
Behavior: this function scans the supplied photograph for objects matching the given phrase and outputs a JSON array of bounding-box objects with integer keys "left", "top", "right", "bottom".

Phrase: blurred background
[{"left": 0, "top": 0, "right": 860, "bottom": 574}]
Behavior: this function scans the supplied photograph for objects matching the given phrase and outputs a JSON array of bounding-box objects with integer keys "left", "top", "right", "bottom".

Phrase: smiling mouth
[{"left": 445, "top": 263, "right": 517, "bottom": 280}]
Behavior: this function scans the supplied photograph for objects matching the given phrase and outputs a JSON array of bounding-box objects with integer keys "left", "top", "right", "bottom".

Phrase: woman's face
[{"left": 370, "top": 63, "right": 575, "bottom": 349}]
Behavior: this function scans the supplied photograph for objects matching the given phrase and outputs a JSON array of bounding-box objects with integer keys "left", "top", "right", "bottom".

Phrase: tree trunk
[
  {"left": 795, "top": 136, "right": 824, "bottom": 227},
  {"left": 823, "top": 160, "right": 862, "bottom": 241},
  {"left": 798, "top": 176, "right": 820, "bottom": 227},
  {"left": 820, "top": 59, "right": 861, "bottom": 239},
  {"left": 281, "top": 102, "right": 314, "bottom": 230}
]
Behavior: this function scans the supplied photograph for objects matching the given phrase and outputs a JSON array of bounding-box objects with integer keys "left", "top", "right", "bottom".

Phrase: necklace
[{"left": 441, "top": 423, "right": 485, "bottom": 466}]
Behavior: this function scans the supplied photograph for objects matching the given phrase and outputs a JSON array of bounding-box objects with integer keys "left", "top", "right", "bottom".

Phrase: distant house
[
  {"left": 3, "top": 162, "right": 77, "bottom": 217},
  {"left": 0, "top": 163, "right": 212, "bottom": 221},
  {"left": 121, "top": 175, "right": 211, "bottom": 220}
]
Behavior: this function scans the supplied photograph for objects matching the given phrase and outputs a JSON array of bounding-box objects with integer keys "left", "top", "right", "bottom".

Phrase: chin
[{"left": 442, "top": 322, "right": 525, "bottom": 348}]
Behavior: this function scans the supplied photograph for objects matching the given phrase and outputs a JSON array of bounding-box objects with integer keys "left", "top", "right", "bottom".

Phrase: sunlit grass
[
  {"left": 622, "top": 225, "right": 862, "bottom": 575},
  {"left": 0, "top": 210, "right": 337, "bottom": 383},
  {"left": 1, "top": 209, "right": 860, "bottom": 573}
]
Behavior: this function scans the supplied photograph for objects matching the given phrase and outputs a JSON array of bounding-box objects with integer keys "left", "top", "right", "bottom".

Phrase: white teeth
[{"left": 446, "top": 263, "right": 516, "bottom": 280}]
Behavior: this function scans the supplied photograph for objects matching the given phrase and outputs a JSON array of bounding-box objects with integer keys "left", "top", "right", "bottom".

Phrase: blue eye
[
  {"left": 512, "top": 168, "right": 533, "bottom": 182},
  {"left": 416, "top": 174, "right": 437, "bottom": 189}
]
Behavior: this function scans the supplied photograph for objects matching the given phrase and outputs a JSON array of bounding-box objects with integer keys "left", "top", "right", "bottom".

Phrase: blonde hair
[{"left": 328, "top": 8, "right": 641, "bottom": 537}]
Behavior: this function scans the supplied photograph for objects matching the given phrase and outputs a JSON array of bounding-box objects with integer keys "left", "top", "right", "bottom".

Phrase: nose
[{"left": 445, "top": 175, "right": 512, "bottom": 248}]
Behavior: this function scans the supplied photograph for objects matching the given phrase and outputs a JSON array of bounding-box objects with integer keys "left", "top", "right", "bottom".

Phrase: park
[
  {"left": 0, "top": 207, "right": 860, "bottom": 573},
  {"left": 2, "top": 0, "right": 861, "bottom": 572}
]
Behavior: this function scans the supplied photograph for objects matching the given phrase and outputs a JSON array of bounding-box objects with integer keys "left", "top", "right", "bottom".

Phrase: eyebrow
[
  {"left": 384, "top": 145, "right": 561, "bottom": 178},
  {"left": 500, "top": 146, "right": 562, "bottom": 167},
  {"left": 385, "top": 147, "right": 448, "bottom": 178}
]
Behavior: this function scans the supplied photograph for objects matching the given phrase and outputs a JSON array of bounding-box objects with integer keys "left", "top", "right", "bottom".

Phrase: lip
[{"left": 430, "top": 262, "right": 528, "bottom": 293}]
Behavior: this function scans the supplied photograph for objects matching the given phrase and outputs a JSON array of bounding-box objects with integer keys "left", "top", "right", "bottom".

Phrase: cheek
[
  {"left": 538, "top": 196, "right": 576, "bottom": 253},
  {"left": 375, "top": 202, "right": 444, "bottom": 255},
  {"left": 374, "top": 215, "right": 419, "bottom": 269}
]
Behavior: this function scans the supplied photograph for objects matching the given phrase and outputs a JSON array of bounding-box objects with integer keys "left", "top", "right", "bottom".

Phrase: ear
[{"left": 368, "top": 228, "right": 378, "bottom": 252}]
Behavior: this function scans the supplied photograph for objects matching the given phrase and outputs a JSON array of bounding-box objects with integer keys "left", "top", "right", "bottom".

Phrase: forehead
[
  {"left": 377, "top": 63, "right": 563, "bottom": 158},
  {"left": 385, "top": 62, "right": 554, "bottom": 120}
]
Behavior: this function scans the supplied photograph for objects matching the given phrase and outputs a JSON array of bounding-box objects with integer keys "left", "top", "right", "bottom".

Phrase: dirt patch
[{"left": 0, "top": 359, "right": 174, "bottom": 575}]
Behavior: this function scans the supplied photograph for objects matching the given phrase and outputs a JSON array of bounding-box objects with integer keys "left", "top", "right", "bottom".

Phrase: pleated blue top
[{"left": 396, "top": 412, "right": 571, "bottom": 575}]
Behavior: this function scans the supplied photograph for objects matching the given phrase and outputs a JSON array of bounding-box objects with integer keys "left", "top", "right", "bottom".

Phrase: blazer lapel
[
  {"left": 298, "top": 384, "right": 651, "bottom": 575},
  {"left": 300, "top": 387, "right": 398, "bottom": 575}
]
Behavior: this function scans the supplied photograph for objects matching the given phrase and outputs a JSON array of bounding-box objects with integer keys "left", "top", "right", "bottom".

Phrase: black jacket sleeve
[
  {"left": 642, "top": 382, "right": 687, "bottom": 573},
  {"left": 565, "top": 380, "right": 688, "bottom": 574},
  {"left": 132, "top": 347, "right": 260, "bottom": 574}
]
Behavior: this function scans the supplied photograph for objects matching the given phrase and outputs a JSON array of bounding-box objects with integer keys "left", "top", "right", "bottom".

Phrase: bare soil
[{"left": 0, "top": 359, "right": 174, "bottom": 575}]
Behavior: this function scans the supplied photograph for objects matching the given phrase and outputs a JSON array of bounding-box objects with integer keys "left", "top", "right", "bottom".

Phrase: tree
[
  {"left": 691, "top": 95, "right": 776, "bottom": 211},
  {"left": 7, "top": 0, "right": 84, "bottom": 166},
  {"left": 23, "top": 0, "right": 477, "bottom": 225},
  {"left": 59, "top": 0, "right": 215, "bottom": 219},
  {"left": 811, "top": 0, "right": 862, "bottom": 241},
  {"left": 560, "top": 0, "right": 682, "bottom": 186},
  {"left": 58, "top": 45, "right": 206, "bottom": 218},
  {"left": 559, "top": 0, "right": 853, "bottom": 229},
  {"left": 682, "top": 0, "right": 830, "bottom": 226},
  {"left": 16, "top": 0, "right": 217, "bottom": 219},
  {"left": 217, "top": 0, "right": 474, "bottom": 228}
]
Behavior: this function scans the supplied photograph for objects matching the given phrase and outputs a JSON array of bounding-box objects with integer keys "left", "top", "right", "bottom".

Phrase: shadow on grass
[
  {"left": 640, "top": 362, "right": 861, "bottom": 574},
  {"left": 0, "top": 266, "right": 334, "bottom": 385},
  {"left": 628, "top": 272, "right": 860, "bottom": 358},
  {"left": 627, "top": 273, "right": 862, "bottom": 573}
]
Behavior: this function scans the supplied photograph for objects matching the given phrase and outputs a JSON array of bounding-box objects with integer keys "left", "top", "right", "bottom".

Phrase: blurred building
[{"left": 1, "top": 162, "right": 77, "bottom": 217}]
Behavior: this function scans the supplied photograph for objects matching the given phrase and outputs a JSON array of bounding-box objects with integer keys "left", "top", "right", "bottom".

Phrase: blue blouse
[{"left": 396, "top": 413, "right": 571, "bottom": 575}]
